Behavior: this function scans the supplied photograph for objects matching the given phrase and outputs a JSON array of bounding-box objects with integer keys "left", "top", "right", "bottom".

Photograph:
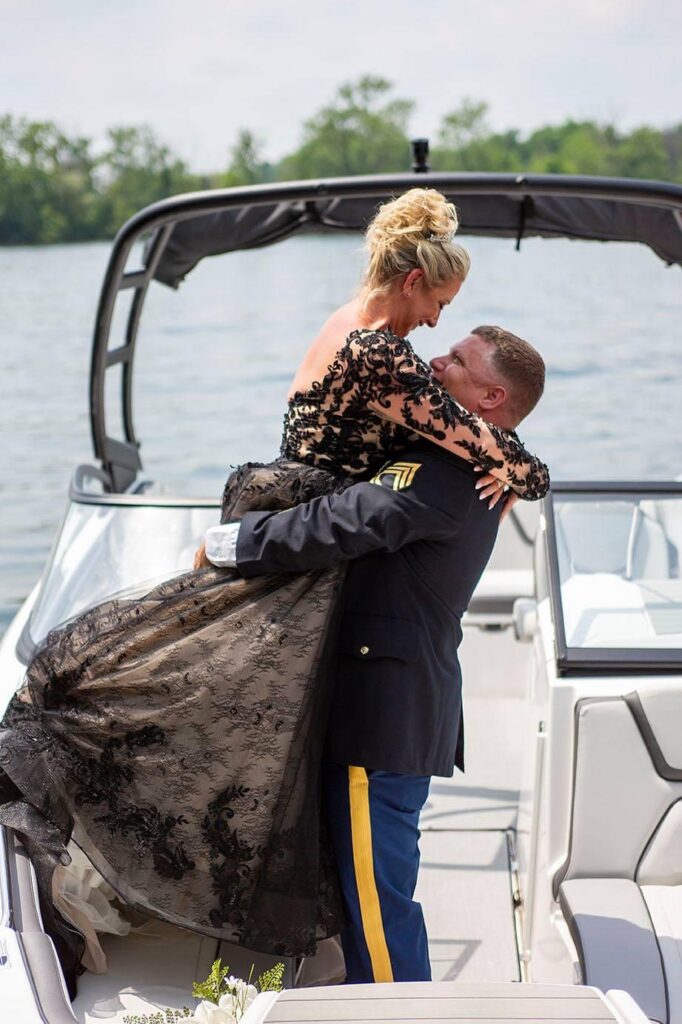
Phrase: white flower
[
  {"left": 184, "top": 980, "right": 258, "bottom": 1024},
  {"left": 219, "top": 980, "right": 258, "bottom": 1018},
  {"left": 186, "top": 999, "right": 238, "bottom": 1024}
]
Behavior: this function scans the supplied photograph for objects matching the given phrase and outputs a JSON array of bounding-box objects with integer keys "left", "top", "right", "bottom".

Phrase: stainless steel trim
[{"left": 522, "top": 724, "right": 547, "bottom": 959}]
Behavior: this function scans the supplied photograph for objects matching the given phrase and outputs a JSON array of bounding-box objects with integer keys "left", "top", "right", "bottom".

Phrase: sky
[{"left": 2, "top": 0, "right": 681, "bottom": 171}]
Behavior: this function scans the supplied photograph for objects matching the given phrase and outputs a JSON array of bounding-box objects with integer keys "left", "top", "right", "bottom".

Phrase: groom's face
[{"left": 429, "top": 334, "right": 497, "bottom": 413}]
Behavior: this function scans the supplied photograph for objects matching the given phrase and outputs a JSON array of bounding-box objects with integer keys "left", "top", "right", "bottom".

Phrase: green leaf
[
  {"left": 122, "top": 1009, "right": 191, "bottom": 1024},
  {"left": 257, "top": 962, "right": 285, "bottom": 993},
  {"left": 192, "top": 957, "right": 229, "bottom": 1001}
]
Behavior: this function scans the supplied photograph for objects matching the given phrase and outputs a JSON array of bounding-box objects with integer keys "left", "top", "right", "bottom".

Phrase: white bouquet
[{"left": 123, "top": 958, "right": 284, "bottom": 1024}]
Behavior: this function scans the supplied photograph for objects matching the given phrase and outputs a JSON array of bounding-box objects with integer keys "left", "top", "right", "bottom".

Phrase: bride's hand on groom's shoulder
[
  {"left": 474, "top": 469, "right": 519, "bottom": 519},
  {"left": 474, "top": 471, "right": 509, "bottom": 510},
  {"left": 193, "top": 542, "right": 211, "bottom": 569}
]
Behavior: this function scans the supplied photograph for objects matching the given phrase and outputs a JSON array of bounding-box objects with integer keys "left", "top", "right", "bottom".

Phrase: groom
[{"left": 199, "top": 325, "right": 546, "bottom": 984}]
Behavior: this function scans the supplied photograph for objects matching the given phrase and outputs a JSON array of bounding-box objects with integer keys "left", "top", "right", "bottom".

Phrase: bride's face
[{"left": 391, "top": 271, "right": 462, "bottom": 336}]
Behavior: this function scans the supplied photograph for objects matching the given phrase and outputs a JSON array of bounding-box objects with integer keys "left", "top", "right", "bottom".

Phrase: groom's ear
[{"left": 479, "top": 385, "right": 507, "bottom": 411}]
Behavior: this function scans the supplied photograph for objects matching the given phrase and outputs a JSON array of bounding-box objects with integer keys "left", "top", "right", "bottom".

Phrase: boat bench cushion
[
  {"left": 641, "top": 885, "right": 682, "bottom": 1024},
  {"left": 556, "top": 503, "right": 631, "bottom": 574},
  {"left": 559, "top": 877, "right": 667, "bottom": 1024},
  {"left": 638, "top": 799, "right": 682, "bottom": 886},
  {"left": 553, "top": 697, "right": 680, "bottom": 896}
]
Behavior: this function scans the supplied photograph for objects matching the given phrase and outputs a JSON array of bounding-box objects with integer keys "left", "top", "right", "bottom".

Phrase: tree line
[{"left": 2, "top": 77, "right": 681, "bottom": 245}]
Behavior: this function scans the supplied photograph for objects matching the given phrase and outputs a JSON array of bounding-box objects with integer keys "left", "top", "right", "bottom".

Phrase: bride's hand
[
  {"left": 500, "top": 491, "right": 519, "bottom": 521},
  {"left": 474, "top": 471, "right": 509, "bottom": 509},
  {"left": 193, "top": 542, "right": 210, "bottom": 569}
]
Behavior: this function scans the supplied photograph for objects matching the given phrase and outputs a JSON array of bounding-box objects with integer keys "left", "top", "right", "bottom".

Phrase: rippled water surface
[{"left": 1, "top": 233, "right": 680, "bottom": 632}]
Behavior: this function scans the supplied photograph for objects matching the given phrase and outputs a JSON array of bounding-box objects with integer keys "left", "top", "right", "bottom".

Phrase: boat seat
[
  {"left": 555, "top": 502, "right": 671, "bottom": 579},
  {"left": 556, "top": 502, "right": 633, "bottom": 575},
  {"left": 553, "top": 689, "right": 682, "bottom": 1024},
  {"left": 558, "top": 878, "right": 667, "bottom": 1024},
  {"left": 627, "top": 511, "right": 671, "bottom": 579},
  {"left": 466, "top": 568, "right": 534, "bottom": 620}
]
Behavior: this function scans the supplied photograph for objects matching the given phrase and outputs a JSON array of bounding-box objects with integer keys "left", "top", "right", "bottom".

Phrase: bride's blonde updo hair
[{"left": 362, "top": 187, "right": 471, "bottom": 306}]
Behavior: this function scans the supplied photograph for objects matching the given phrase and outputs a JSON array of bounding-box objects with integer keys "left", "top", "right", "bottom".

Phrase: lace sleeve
[{"left": 350, "top": 329, "right": 549, "bottom": 500}]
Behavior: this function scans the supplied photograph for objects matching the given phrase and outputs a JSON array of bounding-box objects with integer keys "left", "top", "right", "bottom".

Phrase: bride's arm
[{"left": 351, "top": 331, "right": 549, "bottom": 500}]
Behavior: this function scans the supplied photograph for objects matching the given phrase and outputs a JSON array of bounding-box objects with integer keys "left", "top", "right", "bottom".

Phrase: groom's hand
[{"left": 193, "top": 542, "right": 211, "bottom": 569}]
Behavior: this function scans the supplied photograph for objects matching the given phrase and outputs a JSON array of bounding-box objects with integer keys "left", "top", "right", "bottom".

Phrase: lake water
[{"left": 1, "top": 233, "right": 680, "bottom": 635}]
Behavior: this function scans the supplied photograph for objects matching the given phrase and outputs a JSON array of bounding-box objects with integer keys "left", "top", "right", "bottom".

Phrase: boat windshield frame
[{"left": 545, "top": 481, "right": 682, "bottom": 675}]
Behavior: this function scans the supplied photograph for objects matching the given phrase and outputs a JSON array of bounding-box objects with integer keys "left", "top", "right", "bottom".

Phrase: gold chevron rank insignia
[{"left": 370, "top": 461, "right": 422, "bottom": 491}]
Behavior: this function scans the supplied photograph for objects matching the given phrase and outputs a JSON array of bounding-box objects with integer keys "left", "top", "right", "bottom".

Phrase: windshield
[
  {"left": 29, "top": 500, "right": 219, "bottom": 646},
  {"left": 548, "top": 490, "right": 682, "bottom": 663}
]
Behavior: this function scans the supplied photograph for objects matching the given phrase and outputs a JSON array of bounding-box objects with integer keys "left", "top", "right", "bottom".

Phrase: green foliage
[
  {"left": 437, "top": 98, "right": 490, "bottom": 151},
  {"left": 122, "top": 1008, "right": 191, "bottom": 1024},
  {"left": 278, "top": 75, "right": 414, "bottom": 179},
  {"left": 191, "top": 958, "right": 230, "bottom": 1002},
  {"left": 0, "top": 115, "right": 102, "bottom": 244},
  {"left": 118, "top": 957, "right": 284, "bottom": 1024},
  {"left": 98, "top": 125, "right": 199, "bottom": 236},
  {"left": 431, "top": 104, "right": 682, "bottom": 182},
  {"left": 219, "top": 129, "right": 273, "bottom": 187},
  {"left": 257, "top": 961, "right": 285, "bottom": 992},
  {"left": 0, "top": 115, "right": 205, "bottom": 245},
  {"left": 1, "top": 80, "right": 681, "bottom": 246},
  {"left": 191, "top": 957, "right": 285, "bottom": 1001}
]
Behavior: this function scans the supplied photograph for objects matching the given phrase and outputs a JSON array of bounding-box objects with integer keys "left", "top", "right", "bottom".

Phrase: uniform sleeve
[
  {"left": 235, "top": 473, "right": 464, "bottom": 578},
  {"left": 350, "top": 330, "right": 549, "bottom": 501}
]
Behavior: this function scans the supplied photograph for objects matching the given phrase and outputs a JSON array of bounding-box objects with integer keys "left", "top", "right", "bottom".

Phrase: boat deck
[{"left": 417, "top": 625, "right": 530, "bottom": 983}]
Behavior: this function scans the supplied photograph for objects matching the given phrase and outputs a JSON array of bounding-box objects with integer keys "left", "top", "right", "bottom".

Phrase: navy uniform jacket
[{"left": 236, "top": 444, "right": 501, "bottom": 777}]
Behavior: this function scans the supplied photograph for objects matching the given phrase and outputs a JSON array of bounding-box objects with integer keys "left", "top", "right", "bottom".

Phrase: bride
[{"left": 0, "top": 187, "right": 548, "bottom": 987}]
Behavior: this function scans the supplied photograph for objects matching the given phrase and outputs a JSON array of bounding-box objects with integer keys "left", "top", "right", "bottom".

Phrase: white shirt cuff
[{"left": 205, "top": 523, "right": 241, "bottom": 567}]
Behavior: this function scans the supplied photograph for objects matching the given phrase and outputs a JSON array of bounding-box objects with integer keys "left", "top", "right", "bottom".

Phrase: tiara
[{"left": 427, "top": 231, "right": 456, "bottom": 244}]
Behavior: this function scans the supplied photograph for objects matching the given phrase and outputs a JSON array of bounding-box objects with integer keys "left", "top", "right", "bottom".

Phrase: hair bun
[
  {"left": 362, "top": 187, "right": 469, "bottom": 301},
  {"left": 369, "top": 188, "right": 459, "bottom": 244}
]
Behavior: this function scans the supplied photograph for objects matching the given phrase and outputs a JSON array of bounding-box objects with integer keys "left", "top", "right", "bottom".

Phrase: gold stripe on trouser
[{"left": 348, "top": 765, "right": 394, "bottom": 982}]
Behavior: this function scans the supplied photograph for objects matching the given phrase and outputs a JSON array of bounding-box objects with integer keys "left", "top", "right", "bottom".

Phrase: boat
[{"left": 1, "top": 160, "right": 681, "bottom": 1023}]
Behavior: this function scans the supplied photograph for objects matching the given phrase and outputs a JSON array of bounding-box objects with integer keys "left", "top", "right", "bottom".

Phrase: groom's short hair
[{"left": 472, "top": 325, "right": 545, "bottom": 422}]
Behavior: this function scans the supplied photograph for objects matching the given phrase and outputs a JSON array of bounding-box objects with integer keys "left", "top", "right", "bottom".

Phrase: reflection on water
[{"left": 0, "top": 233, "right": 680, "bottom": 632}]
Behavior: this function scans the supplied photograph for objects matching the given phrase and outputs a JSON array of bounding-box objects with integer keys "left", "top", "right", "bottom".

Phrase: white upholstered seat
[{"left": 553, "top": 688, "right": 682, "bottom": 1024}]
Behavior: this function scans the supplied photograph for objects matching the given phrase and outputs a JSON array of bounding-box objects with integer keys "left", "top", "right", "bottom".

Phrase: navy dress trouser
[{"left": 322, "top": 762, "right": 432, "bottom": 984}]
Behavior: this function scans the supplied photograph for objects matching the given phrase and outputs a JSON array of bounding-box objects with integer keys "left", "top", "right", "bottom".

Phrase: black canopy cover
[
  {"left": 148, "top": 174, "right": 682, "bottom": 288},
  {"left": 88, "top": 172, "right": 681, "bottom": 493}
]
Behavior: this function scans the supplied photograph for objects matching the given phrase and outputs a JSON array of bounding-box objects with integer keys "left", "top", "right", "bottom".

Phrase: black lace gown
[{"left": 0, "top": 329, "right": 548, "bottom": 977}]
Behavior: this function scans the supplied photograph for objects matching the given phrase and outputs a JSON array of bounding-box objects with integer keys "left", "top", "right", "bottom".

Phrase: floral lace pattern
[
  {"left": 0, "top": 462, "right": 349, "bottom": 968},
  {"left": 282, "top": 328, "right": 549, "bottom": 499}
]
